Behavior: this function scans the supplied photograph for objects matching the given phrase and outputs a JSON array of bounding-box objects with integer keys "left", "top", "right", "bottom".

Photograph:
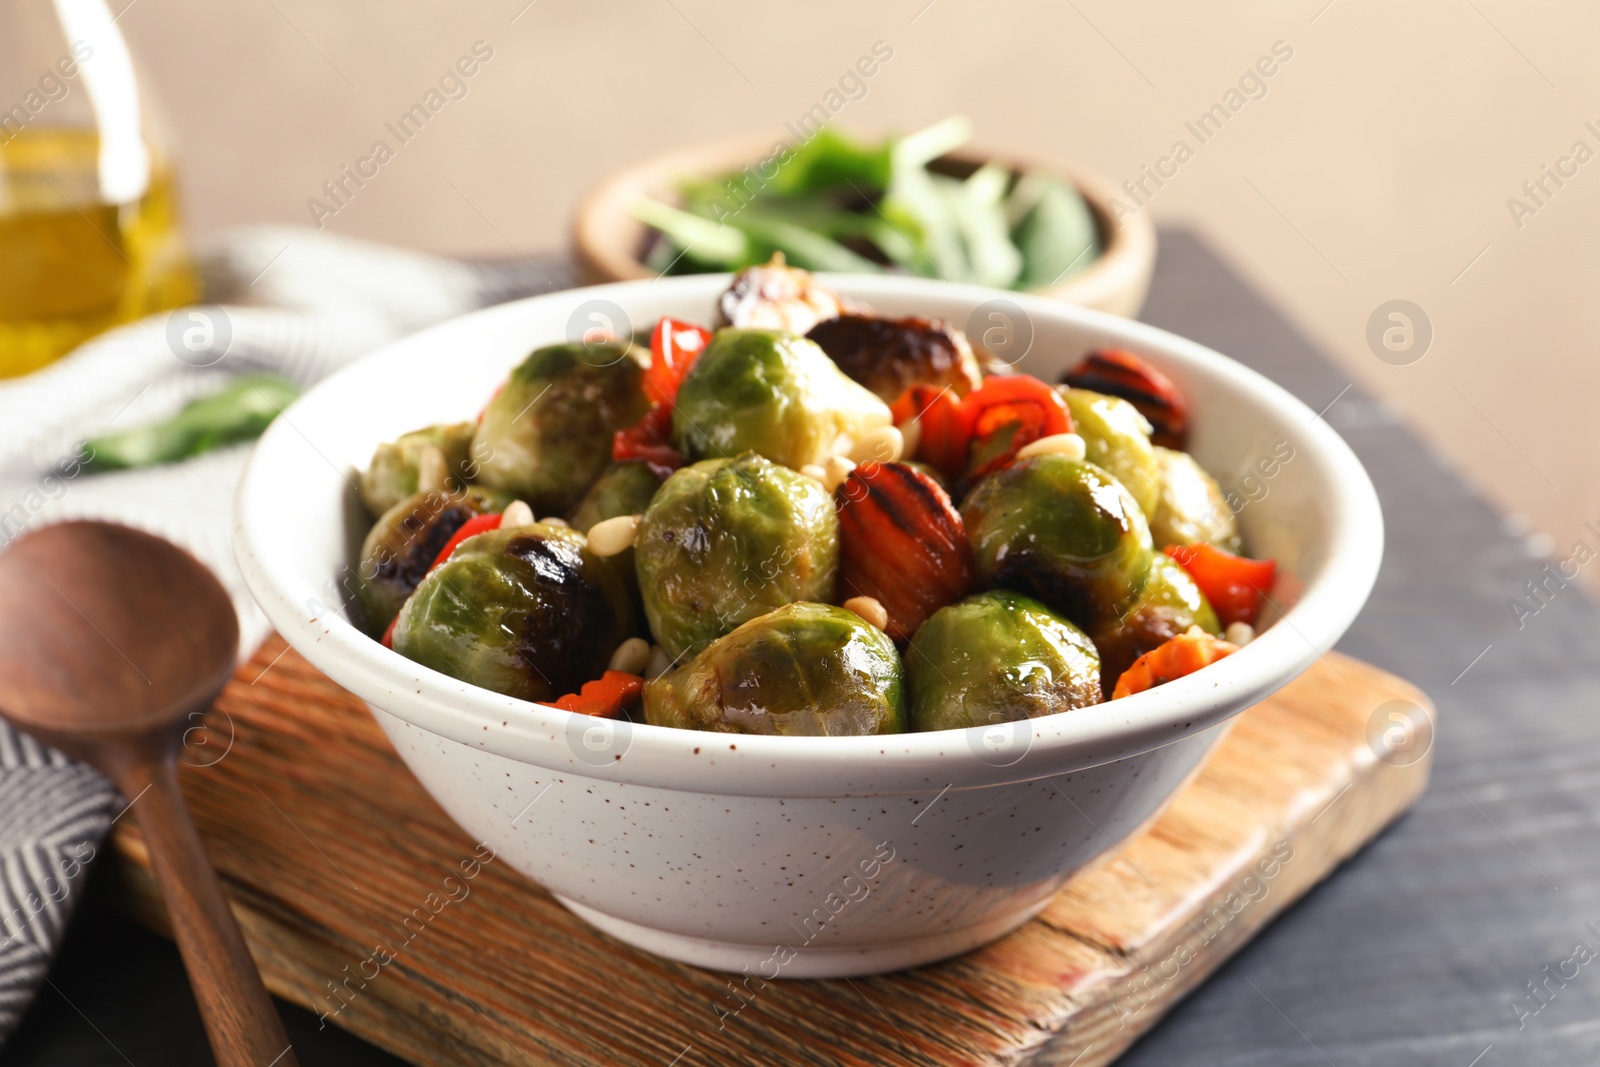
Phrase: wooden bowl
[{"left": 571, "top": 133, "right": 1157, "bottom": 318}]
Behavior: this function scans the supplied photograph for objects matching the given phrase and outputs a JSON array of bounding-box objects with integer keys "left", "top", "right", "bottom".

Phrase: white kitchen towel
[{"left": 0, "top": 226, "right": 564, "bottom": 1041}]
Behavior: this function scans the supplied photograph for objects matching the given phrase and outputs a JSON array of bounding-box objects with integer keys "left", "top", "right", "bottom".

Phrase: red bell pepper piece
[
  {"left": 1164, "top": 543, "right": 1277, "bottom": 627},
  {"left": 428, "top": 512, "right": 503, "bottom": 573},
  {"left": 613, "top": 406, "right": 684, "bottom": 469},
  {"left": 890, "top": 384, "right": 970, "bottom": 481},
  {"left": 961, "top": 374, "right": 1073, "bottom": 479},
  {"left": 611, "top": 317, "right": 708, "bottom": 468},
  {"left": 644, "top": 317, "right": 712, "bottom": 407},
  {"left": 545, "top": 670, "right": 645, "bottom": 718}
]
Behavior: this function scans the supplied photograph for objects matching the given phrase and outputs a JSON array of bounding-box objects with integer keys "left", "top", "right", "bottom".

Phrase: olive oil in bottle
[
  {"left": 0, "top": 127, "right": 197, "bottom": 378},
  {"left": 1, "top": 0, "right": 199, "bottom": 379}
]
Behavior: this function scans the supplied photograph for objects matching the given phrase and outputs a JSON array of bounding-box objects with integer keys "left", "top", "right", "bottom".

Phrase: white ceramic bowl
[{"left": 234, "top": 275, "right": 1381, "bottom": 978}]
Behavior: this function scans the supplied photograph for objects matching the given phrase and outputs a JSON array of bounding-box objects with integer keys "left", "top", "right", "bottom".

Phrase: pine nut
[
  {"left": 608, "top": 636, "right": 651, "bottom": 675},
  {"left": 843, "top": 595, "right": 889, "bottom": 632},
  {"left": 500, "top": 500, "right": 535, "bottom": 528},
  {"left": 800, "top": 464, "right": 828, "bottom": 485},
  {"left": 1224, "top": 621, "right": 1255, "bottom": 646},
  {"left": 823, "top": 454, "right": 856, "bottom": 492},
  {"left": 539, "top": 516, "right": 570, "bottom": 528},
  {"left": 849, "top": 425, "right": 905, "bottom": 465},
  {"left": 1016, "top": 432, "right": 1087, "bottom": 463},
  {"left": 587, "top": 514, "right": 640, "bottom": 557}
]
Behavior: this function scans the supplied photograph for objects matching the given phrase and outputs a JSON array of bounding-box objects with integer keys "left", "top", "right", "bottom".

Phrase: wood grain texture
[
  {"left": 0, "top": 521, "right": 296, "bottom": 1067},
  {"left": 105, "top": 636, "right": 1431, "bottom": 1067}
]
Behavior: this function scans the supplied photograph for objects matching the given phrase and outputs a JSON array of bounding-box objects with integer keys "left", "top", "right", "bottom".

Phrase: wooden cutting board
[{"left": 105, "top": 637, "right": 1432, "bottom": 1067}]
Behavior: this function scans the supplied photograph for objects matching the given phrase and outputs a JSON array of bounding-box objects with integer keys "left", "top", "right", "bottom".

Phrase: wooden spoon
[{"left": 0, "top": 521, "right": 298, "bottom": 1067}]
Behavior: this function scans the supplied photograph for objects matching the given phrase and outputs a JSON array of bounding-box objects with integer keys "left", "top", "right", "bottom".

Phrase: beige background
[{"left": 120, "top": 0, "right": 1599, "bottom": 579}]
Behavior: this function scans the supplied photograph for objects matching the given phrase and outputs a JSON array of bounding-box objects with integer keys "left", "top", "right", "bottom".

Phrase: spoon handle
[{"left": 124, "top": 754, "right": 299, "bottom": 1067}]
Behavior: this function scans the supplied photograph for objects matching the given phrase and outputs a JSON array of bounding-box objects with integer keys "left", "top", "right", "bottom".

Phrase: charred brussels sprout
[
  {"left": 1149, "top": 446, "right": 1241, "bottom": 552},
  {"left": 354, "top": 487, "right": 508, "bottom": 635},
  {"left": 471, "top": 342, "right": 651, "bottom": 515},
  {"left": 568, "top": 460, "right": 665, "bottom": 533},
  {"left": 391, "top": 524, "right": 634, "bottom": 703},
  {"left": 671, "top": 329, "right": 891, "bottom": 470},
  {"left": 1060, "top": 387, "right": 1161, "bottom": 518},
  {"left": 905, "top": 590, "right": 1101, "bottom": 732},
  {"left": 1089, "top": 553, "right": 1219, "bottom": 700},
  {"left": 805, "top": 313, "right": 982, "bottom": 403},
  {"left": 962, "top": 455, "right": 1153, "bottom": 632},
  {"left": 635, "top": 453, "right": 839, "bottom": 658},
  {"left": 359, "top": 422, "right": 475, "bottom": 517},
  {"left": 643, "top": 602, "right": 904, "bottom": 736}
]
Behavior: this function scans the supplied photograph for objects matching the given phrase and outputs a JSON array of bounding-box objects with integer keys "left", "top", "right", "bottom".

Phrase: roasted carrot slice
[
  {"left": 890, "top": 383, "right": 970, "bottom": 482},
  {"left": 1062, "top": 348, "right": 1189, "bottom": 449},
  {"left": 1111, "top": 626, "right": 1239, "bottom": 699},
  {"left": 836, "top": 461, "right": 973, "bottom": 641}
]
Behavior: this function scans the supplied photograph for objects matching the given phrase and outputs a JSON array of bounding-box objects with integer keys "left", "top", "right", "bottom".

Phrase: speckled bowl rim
[{"left": 233, "top": 273, "right": 1382, "bottom": 798}]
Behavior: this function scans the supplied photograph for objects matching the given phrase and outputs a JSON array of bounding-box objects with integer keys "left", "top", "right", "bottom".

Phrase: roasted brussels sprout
[
  {"left": 471, "top": 342, "right": 651, "bottom": 515},
  {"left": 805, "top": 313, "right": 981, "bottom": 403},
  {"left": 1060, "top": 387, "right": 1161, "bottom": 518},
  {"left": 391, "top": 524, "right": 634, "bottom": 702},
  {"left": 1089, "top": 553, "right": 1219, "bottom": 699},
  {"left": 568, "top": 460, "right": 665, "bottom": 533},
  {"left": 962, "top": 455, "right": 1153, "bottom": 632},
  {"left": 904, "top": 590, "right": 1101, "bottom": 732},
  {"left": 635, "top": 453, "right": 839, "bottom": 658},
  {"left": 671, "top": 329, "right": 891, "bottom": 470},
  {"left": 1149, "top": 446, "right": 1241, "bottom": 552},
  {"left": 643, "top": 602, "right": 904, "bottom": 736},
  {"left": 354, "top": 487, "right": 508, "bottom": 635},
  {"left": 359, "top": 422, "right": 476, "bottom": 517},
  {"left": 716, "top": 256, "right": 845, "bottom": 334}
]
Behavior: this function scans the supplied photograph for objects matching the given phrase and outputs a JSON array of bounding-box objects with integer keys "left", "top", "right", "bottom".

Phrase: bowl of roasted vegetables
[
  {"left": 235, "top": 259, "right": 1381, "bottom": 977},
  {"left": 572, "top": 118, "right": 1157, "bottom": 317}
]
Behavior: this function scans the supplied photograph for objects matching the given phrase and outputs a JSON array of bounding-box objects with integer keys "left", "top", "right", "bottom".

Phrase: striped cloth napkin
[{"left": 0, "top": 226, "right": 562, "bottom": 1041}]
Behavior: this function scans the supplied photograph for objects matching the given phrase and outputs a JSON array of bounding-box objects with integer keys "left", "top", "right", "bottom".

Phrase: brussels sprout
[
  {"left": 391, "top": 524, "right": 634, "bottom": 703},
  {"left": 568, "top": 460, "right": 665, "bottom": 533},
  {"left": 471, "top": 342, "right": 651, "bottom": 515},
  {"left": 671, "top": 329, "right": 891, "bottom": 470},
  {"left": 354, "top": 486, "right": 509, "bottom": 635},
  {"left": 1089, "top": 553, "right": 1219, "bottom": 699},
  {"left": 359, "top": 422, "right": 476, "bottom": 517},
  {"left": 805, "top": 313, "right": 982, "bottom": 403},
  {"left": 643, "top": 602, "right": 904, "bottom": 736},
  {"left": 1060, "top": 387, "right": 1161, "bottom": 519},
  {"left": 905, "top": 590, "right": 1101, "bottom": 732},
  {"left": 962, "top": 455, "right": 1153, "bottom": 632},
  {"left": 1149, "top": 446, "right": 1241, "bottom": 552},
  {"left": 635, "top": 453, "right": 839, "bottom": 658}
]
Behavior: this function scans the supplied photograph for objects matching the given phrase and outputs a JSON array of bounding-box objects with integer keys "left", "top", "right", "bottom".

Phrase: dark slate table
[{"left": 5, "top": 232, "right": 1593, "bottom": 1066}]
